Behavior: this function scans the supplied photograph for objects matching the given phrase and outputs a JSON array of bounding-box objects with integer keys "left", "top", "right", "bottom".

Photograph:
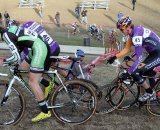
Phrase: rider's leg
[
  {"left": 131, "top": 69, "right": 154, "bottom": 101},
  {"left": 42, "top": 45, "right": 60, "bottom": 99},
  {"left": 144, "top": 70, "right": 157, "bottom": 89},
  {"left": 29, "top": 72, "right": 51, "bottom": 122},
  {"left": 28, "top": 39, "right": 51, "bottom": 122}
]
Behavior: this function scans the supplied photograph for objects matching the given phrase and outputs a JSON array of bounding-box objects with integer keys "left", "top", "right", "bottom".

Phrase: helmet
[
  {"left": 93, "top": 24, "right": 96, "bottom": 27},
  {"left": 116, "top": 16, "right": 132, "bottom": 29},
  {"left": 76, "top": 49, "right": 85, "bottom": 57}
]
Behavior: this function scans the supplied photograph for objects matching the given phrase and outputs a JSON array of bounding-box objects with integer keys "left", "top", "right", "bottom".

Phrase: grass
[{"left": 44, "top": 25, "right": 124, "bottom": 48}]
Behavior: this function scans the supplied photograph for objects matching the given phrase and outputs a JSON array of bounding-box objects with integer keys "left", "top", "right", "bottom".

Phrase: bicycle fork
[
  {"left": 48, "top": 71, "right": 76, "bottom": 109},
  {"left": 1, "top": 77, "right": 15, "bottom": 106}
]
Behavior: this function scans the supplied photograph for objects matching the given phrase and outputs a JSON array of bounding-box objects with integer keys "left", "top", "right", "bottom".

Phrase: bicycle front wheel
[
  {"left": 49, "top": 79, "right": 97, "bottom": 125},
  {"left": 0, "top": 80, "right": 25, "bottom": 125},
  {"left": 118, "top": 81, "right": 139, "bottom": 110},
  {"left": 147, "top": 88, "right": 160, "bottom": 116}
]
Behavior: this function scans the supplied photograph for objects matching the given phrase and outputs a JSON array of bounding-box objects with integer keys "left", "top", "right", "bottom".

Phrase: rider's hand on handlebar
[
  {"left": 107, "top": 56, "right": 117, "bottom": 64},
  {"left": 123, "top": 56, "right": 131, "bottom": 61},
  {"left": 121, "top": 72, "right": 130, "bottom": 80}
]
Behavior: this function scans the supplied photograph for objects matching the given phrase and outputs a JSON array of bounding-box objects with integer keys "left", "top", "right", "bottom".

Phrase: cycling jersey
[
  {"left": 21, "top": 21, "right": 59, "bottom": 54},
  {"left": 116, "top": 25, "right": 160, "bottom": 74},
  {"left": 3, "top": 21, "right": 60, "bottom": 72}
]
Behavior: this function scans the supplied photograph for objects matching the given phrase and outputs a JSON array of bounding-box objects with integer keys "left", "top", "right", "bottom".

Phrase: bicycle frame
[{"left": 1, "top": 65, "right": 70, "bottom": 107}]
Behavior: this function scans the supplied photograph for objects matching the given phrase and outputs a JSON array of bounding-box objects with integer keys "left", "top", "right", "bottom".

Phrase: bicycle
[
  {"left": 0, "top": 56, "right": 97, "bottom": 125},
  {"left": 50, "top": 51, "right": 124, "bottom": 114},
  {"left": 87, "top": 25, "right": 104, "bottom": 42},
  {"left": 49, "top": 54, "right": 101, "bottom": 99},
  {"left": 107, "top": 57, "right": 160, "bottom": 116},
  {"left": 73, "top": 49, "right": 126, "bottom": 114}
]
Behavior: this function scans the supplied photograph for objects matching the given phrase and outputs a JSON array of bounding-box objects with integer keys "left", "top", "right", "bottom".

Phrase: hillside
[{"left": 0, "top": 0, "right": 159, "bottom": 32}]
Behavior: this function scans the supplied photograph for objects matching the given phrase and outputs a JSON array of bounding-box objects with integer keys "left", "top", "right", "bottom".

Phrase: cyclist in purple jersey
[{"left": 108, "top": 16, "right": 160, "bottom": 102}]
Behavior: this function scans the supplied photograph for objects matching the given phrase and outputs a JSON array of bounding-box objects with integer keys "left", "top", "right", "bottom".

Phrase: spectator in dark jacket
[
  {"left": 132, "top": 0, "right": 136, "bottom": 11},
  {"left": 4, "top": 11, "right": 10, "bottom": 27},
  {"left": 75, "top": 5, "right": 81, "bottom": 19},
  {"left": 54, "top": 12, "right": 61, "bottom": 27},
  {"left": 81, "top": 8, "right": 87, "bottom": 24},
  {"left": 0, "top": 13, "right": 4, "bottom": 41},
  {"left": 0, "top": 13, "right": 2, "bottom": 25}
]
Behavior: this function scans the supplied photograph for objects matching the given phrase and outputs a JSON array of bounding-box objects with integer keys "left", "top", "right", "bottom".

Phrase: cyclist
[
  {"left": 88, "top": 24, "right": 99, "bottom": 36},
  {"left": 71, "top": 21, "right": 80, "bottom": 35},
  {"left": 108, "top": 16, "right": 160, "bottom": 102},
  {"left": 72, "top": 49, "right": 87, "bottom": 78},
  {"left": 1, "top": 21, "right": 60, "bottom": 122},
  {"left": 59, "top": 49, "right": 87, "bottom": 79}
]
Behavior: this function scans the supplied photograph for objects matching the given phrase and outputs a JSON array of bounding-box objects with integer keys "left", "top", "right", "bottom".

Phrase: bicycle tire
[
  {"left": 117, "top": 80, "right": 140, "bottom": 110},
  {"left": 104, "top": 85, "right": 125, "bottom": 113},
  {"left": 0, "top": 80, "right": 25, "bottom": 125},
  {"left": 147, "top": 86, "right": 160, "bottom": 116},
  {"left": 49, "top": 79, "right": 97, "bottom": 125},
  {"left": 76, "top": 79, "right": 102, "bottom": 100}
]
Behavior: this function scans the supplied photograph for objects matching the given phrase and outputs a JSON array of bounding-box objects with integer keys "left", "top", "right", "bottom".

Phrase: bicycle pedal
[{"left": 138, "top": 101, "right": 146, "bottom": 109}]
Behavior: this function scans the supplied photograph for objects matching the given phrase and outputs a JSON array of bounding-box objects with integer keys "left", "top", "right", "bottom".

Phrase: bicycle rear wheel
[
  {"left": 76, "top": 79, "right": 102, "bottom": 100},
  {"left": 0, "top": 80, "right": 25, "bottom": 125},
  {"left": 147, "top": 88, "right": 160, "bottom": 116},
  {"left": 49, "top": 79, "right": 97, "bottom": 125}
]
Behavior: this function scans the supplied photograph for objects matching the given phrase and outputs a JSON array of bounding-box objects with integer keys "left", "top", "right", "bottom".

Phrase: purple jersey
[
  {"left": 21, "top": 21, "right": 59, "bottom": 53},
  {"left": 128, "top": 26, "right": 160, "bottom": 74}
]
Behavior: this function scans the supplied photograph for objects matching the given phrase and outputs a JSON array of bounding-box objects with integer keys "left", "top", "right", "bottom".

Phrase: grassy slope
[
  {"left": 0, "top": 0, "right": 159, "bottom": 46},
  {"left": 0, "top": 0, "right": 159, "bottom": 31}
]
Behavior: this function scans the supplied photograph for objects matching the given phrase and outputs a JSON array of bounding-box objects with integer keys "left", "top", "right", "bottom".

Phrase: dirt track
[{"left": 0, "top": 51, "right": 160, "bottom": 130}]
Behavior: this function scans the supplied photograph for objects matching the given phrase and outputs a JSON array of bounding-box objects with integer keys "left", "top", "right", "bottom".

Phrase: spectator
[
  {"left": 0, "top": 28, "right": 3, "bottom": 41},
  {"left": 81, "top": 8, "right": 87, "bottom": 25},
  {"left": 54, "top": 12, "right": 60, "bottom": 27},
  {"left": 37, "top": 2, "right": 43, "bottom": 18},
  {"left": 4, "top": 11, "right": 10, "bottom": 27},
  {"left": 132, "top": 0, "right": 136, "bottom": 11},
  {"left": 117, "top": 11, "right": 123, "bottom": 20},
  {"left": 75, "top": 5, "right": 81, "bottom": 19},
  {"left": 0, "top": 13, "right": 3, "bottom": 26},
  {"left": 0, "top": 13, "right": 4, "bottom": 41}
]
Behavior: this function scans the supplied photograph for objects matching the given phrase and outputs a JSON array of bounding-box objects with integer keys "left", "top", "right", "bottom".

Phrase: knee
[{"left": 131, "top": 71, "right": 145, "bottom": 84}]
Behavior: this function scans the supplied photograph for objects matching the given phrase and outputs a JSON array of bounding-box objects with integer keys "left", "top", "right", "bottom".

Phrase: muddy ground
[{"left": 0, "top": 50, "right": 160, "bottom": 130}]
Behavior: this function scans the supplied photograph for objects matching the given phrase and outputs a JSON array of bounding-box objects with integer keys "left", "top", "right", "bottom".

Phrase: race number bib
[
  {"left": 24, "top": 29, "right": 38, "bottom": 38},
  {"left": 132, "top": 36, "right": 142, "bottom": 46},
  {"left": 39, "top": 31, "right": 53, "bottom": 45}
]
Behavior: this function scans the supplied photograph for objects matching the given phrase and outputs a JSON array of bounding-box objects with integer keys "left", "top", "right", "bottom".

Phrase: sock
[
  {"left": 145, "top": 87, "right": 153, "bottom": 94},
  {"left": 38, "top": 100, "right": 48, "bottom": 113},
  {"left": 40, "top": 78, "right": 50, "bottom": 87}
]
